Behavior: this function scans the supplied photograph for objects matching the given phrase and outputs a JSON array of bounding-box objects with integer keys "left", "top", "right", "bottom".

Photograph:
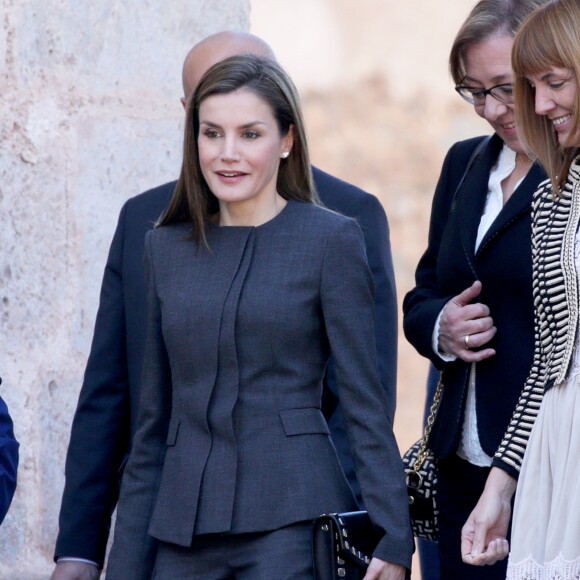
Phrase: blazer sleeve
[
  {"left": 320, "top": 218, "right": 413, "bottom": 569},
  {"left": 55, "top": 203, "right": 133, "bottom": 566},
  {"left": 0, "top": 390, "right": 18, "bottom": 525},
  {"left": 403, "top": 139, "right": 483, "bottom": 368},
  {"left": 358, "top": 195, "right": 398, "bottom": 423},
  {"left": 106, "top": 230, "right": 171, "bottom": 580}
]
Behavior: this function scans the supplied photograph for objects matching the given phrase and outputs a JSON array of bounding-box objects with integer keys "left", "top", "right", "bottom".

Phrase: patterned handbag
[{"left": 401, "top": 377, "right": 443, "bottom": 541}]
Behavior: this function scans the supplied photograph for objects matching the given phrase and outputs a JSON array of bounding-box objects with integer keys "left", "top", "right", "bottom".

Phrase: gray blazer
[{"left": 107, "top": 200, "right": 412, "bottom": 578}]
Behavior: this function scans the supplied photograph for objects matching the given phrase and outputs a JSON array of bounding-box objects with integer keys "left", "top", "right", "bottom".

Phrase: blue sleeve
[
  {"left": 356, "top": 194, "right": 398, "bottom": 424},
  {"left": 55, "top": 203, "right": 132, "bottom": 566},
  {"left": 0, "top": 387, "right": 19, "bottom": 525}
]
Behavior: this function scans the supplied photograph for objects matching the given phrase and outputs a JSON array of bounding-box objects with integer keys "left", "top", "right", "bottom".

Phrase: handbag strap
[{"left": 409, "top": 377, "right": 443, "bottom": 473}]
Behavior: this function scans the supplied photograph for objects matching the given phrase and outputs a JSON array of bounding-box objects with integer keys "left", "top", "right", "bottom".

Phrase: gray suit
[{"left": 107, "top": 200, "right": 412, "bottom": 578}]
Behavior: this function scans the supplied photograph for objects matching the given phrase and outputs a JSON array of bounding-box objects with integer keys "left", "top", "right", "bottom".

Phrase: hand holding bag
[
  {"left": 313, "top": 511, "right": 411, "bottom": 579},
  {"left": 313, "top": 511, "right": 379, "bottom": 579}
]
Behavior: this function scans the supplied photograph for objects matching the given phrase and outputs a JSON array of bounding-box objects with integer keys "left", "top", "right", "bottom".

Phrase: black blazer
[
  {"left": 106, "top": 201, "right": 413, "bottom": 577},
  {"left": 403, "top": 135, "right": 547, "bottom": 458},
  {"left": 54, "top": 167, "right": 399, "bottom": 566}
]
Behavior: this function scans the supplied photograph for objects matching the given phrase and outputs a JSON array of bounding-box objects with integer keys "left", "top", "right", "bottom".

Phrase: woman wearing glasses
[
  {"left": 403, "top": 0, "right": 547, "bottom": 577},
  {"left": 462, "top": 1, "right": 580, "bottom": 576}
]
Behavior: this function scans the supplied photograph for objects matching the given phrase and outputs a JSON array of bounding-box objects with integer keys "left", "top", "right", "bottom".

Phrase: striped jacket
[{"left": 493, "top": 157, "right": 580, "bottom": 477}]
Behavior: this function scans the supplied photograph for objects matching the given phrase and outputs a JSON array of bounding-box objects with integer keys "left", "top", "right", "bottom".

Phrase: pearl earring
[{"left": 281, "top": 151, "right": 289, "bottom": 159}]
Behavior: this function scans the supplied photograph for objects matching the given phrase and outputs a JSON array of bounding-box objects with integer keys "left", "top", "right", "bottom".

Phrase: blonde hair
[
  {"left": 449, "top": 0, "right": 548, "bottom": 85},
  {"left": 512, "top": 0, "right": 580, "bottom": 192}
]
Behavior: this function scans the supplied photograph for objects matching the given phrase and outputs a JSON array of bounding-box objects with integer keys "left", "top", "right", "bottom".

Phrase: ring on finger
[{"left": 464, "top": 334, "right": 471, "bottom": 349}]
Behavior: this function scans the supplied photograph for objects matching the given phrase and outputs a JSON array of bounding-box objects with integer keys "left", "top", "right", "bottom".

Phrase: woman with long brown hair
[{"left": 106, "top": 54, "right": 412, "bottom": 580}]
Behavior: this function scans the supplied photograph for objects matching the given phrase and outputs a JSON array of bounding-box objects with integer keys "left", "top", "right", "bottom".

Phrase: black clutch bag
[{"left": 312, "top": 511, "right": 380, "bottom": 580}]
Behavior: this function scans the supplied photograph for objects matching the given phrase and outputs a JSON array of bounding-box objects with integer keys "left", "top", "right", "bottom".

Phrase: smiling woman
[
  {"left": 459, "top": 2, "right": 580, "bottom": 578},
  {"left": 527, "top": 68, "right": 577, "bottom": 140},
  {"left": 402, "top": 1, "right": 549, "bottom": 578},
  {"left": 105, "top": 54, "right": 413, "bottom": 580},
  {"left": 197, "top": 88, "right": 294, "bottom": 226},
  {"left": 458, "top": 34, "right": 522, "bottom": 152},
  {"left": 160, "top": 53, "right": 317, "bottom": 246},
  {"left": 460, "top": 0, "right": 580, "bottom": 580}
]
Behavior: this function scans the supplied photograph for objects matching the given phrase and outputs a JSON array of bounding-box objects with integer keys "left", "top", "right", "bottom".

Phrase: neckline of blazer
[
  {"left": 453, "top": 135, "right": 546, "bottom": 260},
  {"left": 206, "top": 198, "right": 297, "bottom": 232}
]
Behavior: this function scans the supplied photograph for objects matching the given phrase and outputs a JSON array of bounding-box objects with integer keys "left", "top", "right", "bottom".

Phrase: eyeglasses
[{"left": 455, "top": 83, "right": 514, "bottom": 106}]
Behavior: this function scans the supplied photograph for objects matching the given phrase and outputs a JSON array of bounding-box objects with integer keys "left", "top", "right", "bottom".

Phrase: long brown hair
[
  {"left": 159, "top": 54, "right": 318, "bottom": 245},
  {"left": 512, "top": 0, "right": 580, "bottom": 193}
]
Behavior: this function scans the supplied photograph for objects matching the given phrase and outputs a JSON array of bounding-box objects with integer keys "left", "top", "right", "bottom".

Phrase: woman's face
[
  {"left": 526, "top": 67, "right": 579, "bottom": 148},
  {"left": 463, "top": 35, "right": 524, "bottom": 153},
  {"left": 197, "top": 87, "right": 293, "bottom": 212}
]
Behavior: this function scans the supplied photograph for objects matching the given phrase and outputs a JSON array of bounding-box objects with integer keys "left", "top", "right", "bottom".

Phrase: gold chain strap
[{"left": 410, "top": 377, "right": 444, "bottom": 473}]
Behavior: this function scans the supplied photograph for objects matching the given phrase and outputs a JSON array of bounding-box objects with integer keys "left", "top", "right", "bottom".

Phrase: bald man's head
[{"left": 181, "top": 32, "right": 276, "bottom": 106}]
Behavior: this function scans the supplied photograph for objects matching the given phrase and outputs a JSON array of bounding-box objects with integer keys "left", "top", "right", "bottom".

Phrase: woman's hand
[
  {"left": 461, "top": 467, "right": 516, "bottom": 566},
  {"left": 363, "top": 558, "right": 407, "bottom": 580},
  {"left": 438, "top": 280, "right": 496, "bottom": 362}
]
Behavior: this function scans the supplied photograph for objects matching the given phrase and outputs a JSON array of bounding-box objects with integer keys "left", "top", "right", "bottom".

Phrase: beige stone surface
[{"left": 0, "top": 0, "right": 249, "bottom": 577}]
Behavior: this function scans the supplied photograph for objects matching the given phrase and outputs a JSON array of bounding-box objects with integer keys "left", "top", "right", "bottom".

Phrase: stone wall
[{"left": 0, "top": 0, "right": 249, "bottom": 577}]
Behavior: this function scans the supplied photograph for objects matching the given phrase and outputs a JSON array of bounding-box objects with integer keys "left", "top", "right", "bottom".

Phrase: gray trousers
[{"left": 153, "top": 521, "right": 314, "bottom": 579}]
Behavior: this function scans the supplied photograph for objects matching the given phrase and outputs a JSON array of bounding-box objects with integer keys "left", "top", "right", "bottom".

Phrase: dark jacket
[
  {"left": 403, "top": 135, "right": 546, "bottom": 458},
  {"left": 106, "top": 201, "right": 412, "bottom": 578},
  {"left": 0, "top": 377, "right": 18, "bottom": 524},
  {"left": 55, "top": 166, "right": 399, "bottom": 566}
]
